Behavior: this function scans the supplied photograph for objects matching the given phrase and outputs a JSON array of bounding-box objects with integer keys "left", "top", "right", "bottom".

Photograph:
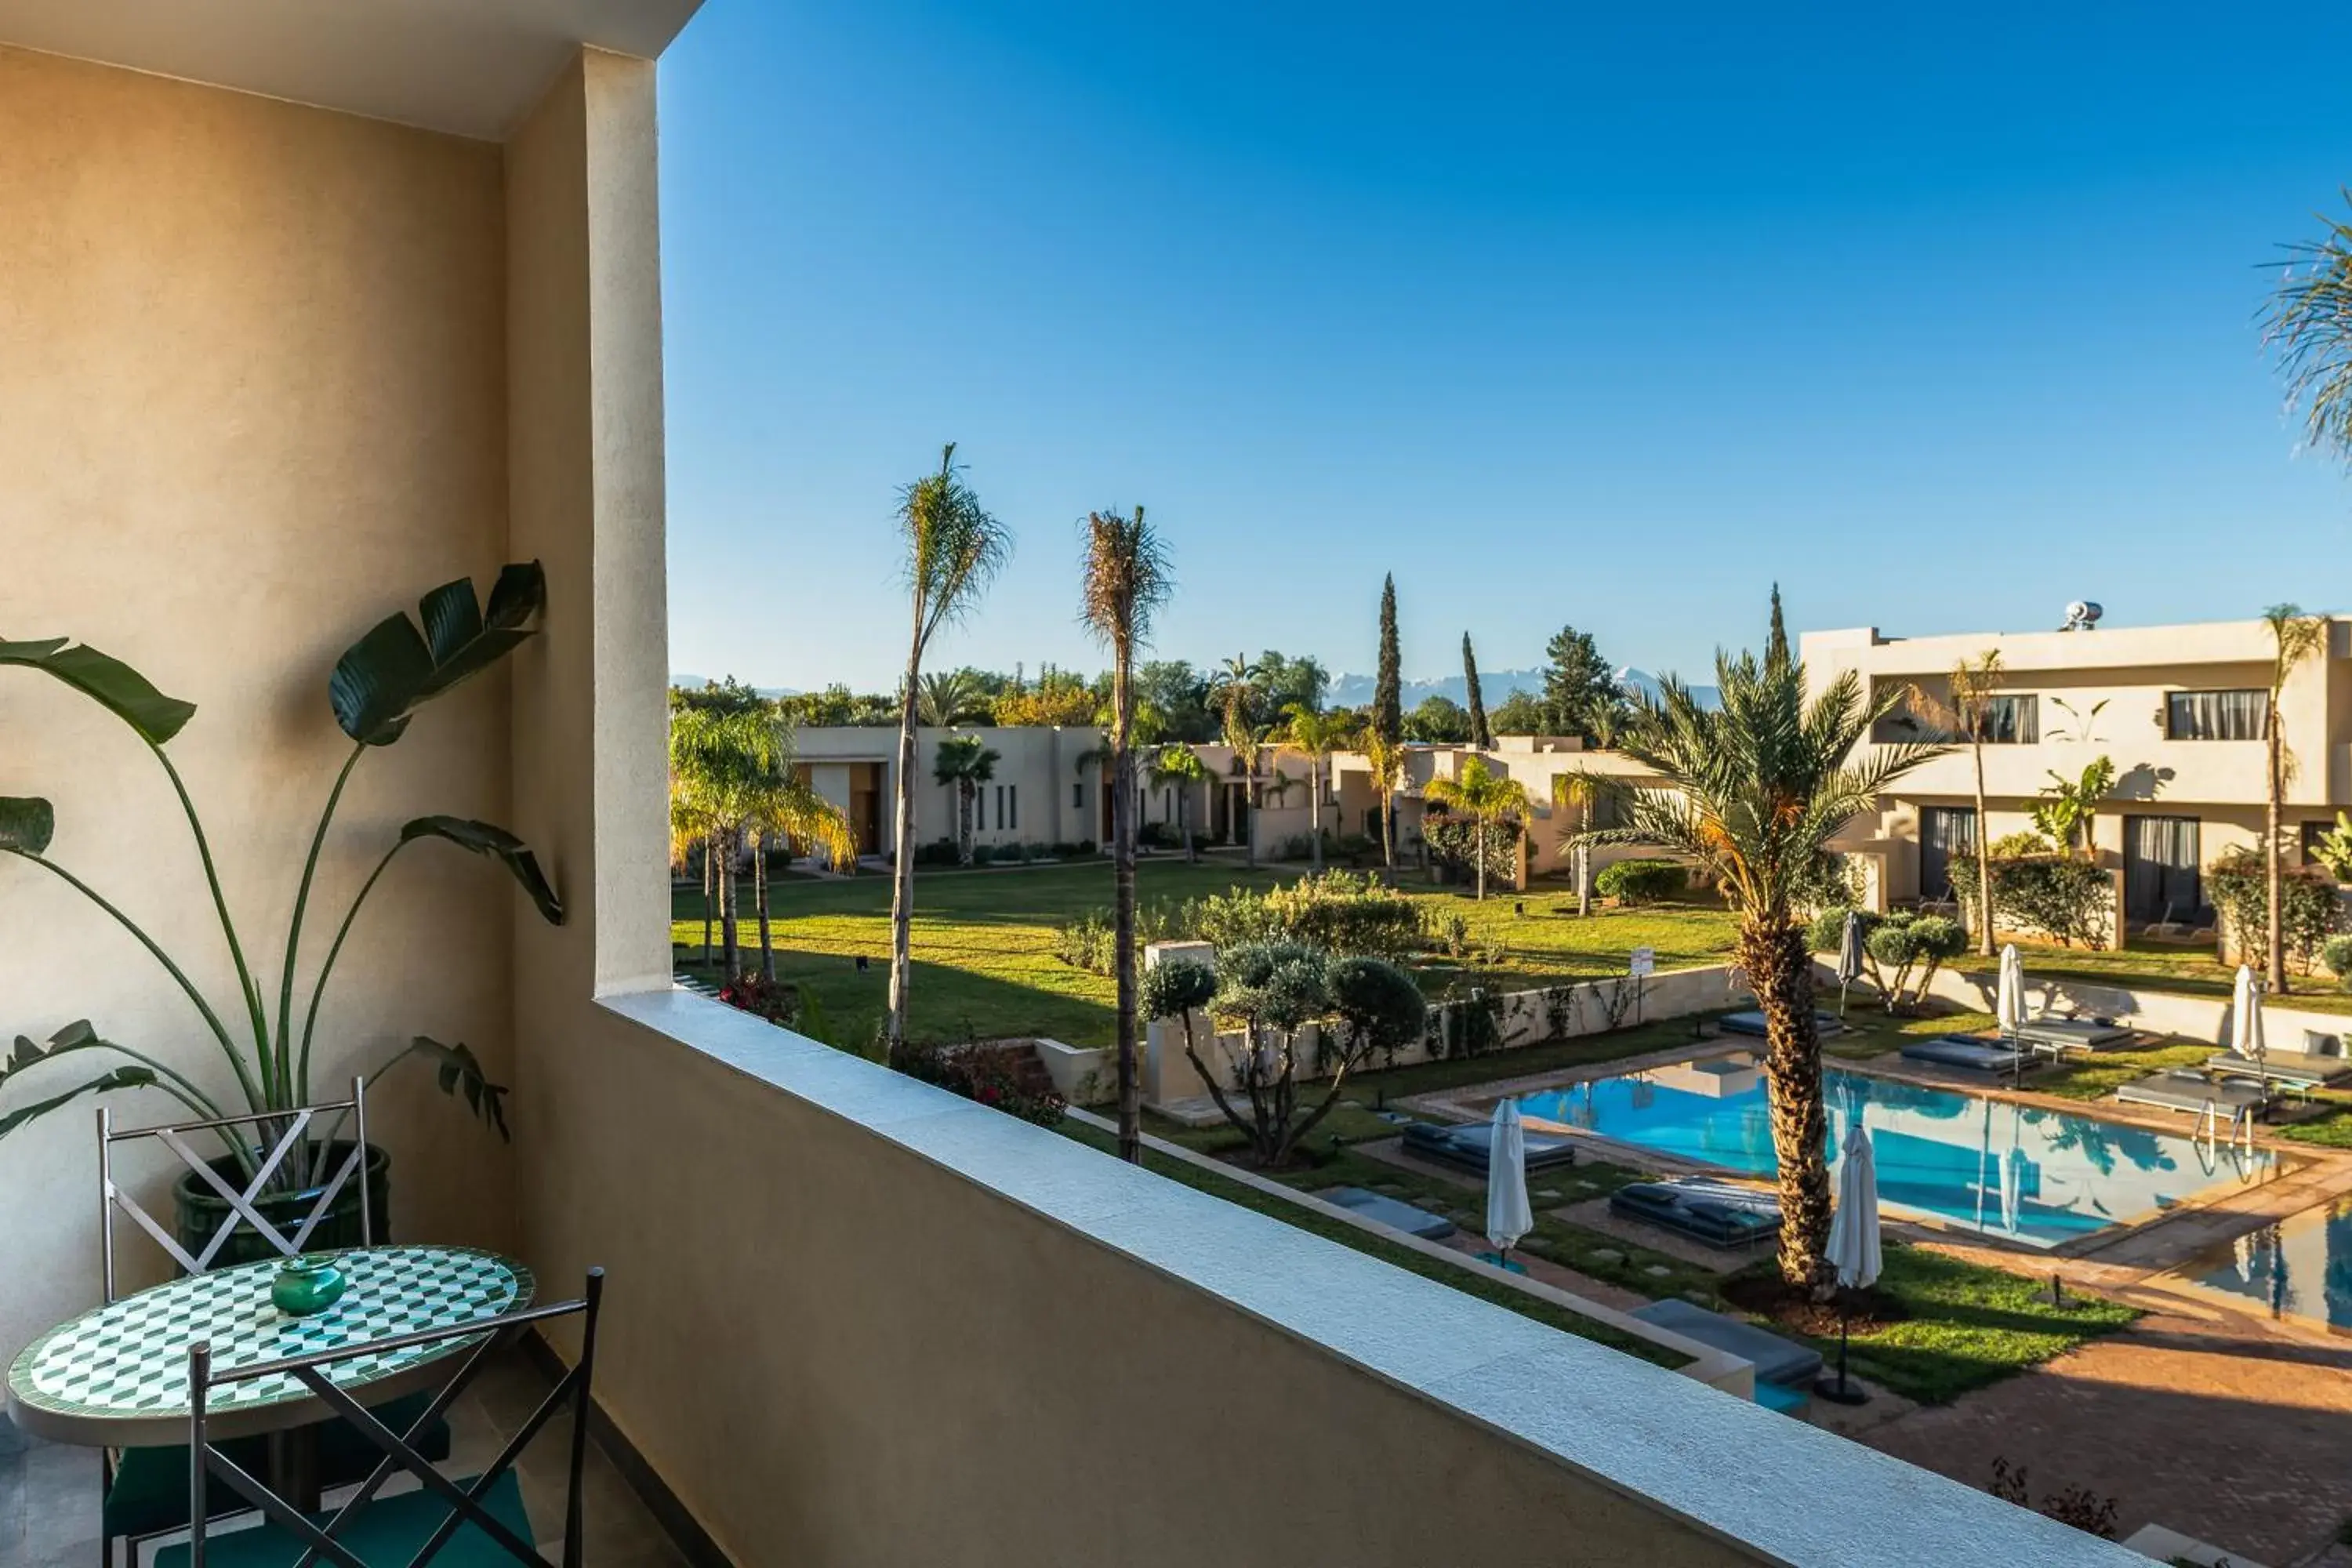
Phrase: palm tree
[
  {"left": 1212, "top": 654, "right": 1264, "bottom": 866},
  {"left": 1909, "top": 651, "right": 2003, "bottom": 956},
  {"left": 932, "top": 734, "right": 1000, "bottom": 866},
  {"left": 1080, "top": 505, "right": 1174, "bottom": 1165},
  {"left": 671, "top": 708, "right": 855, "bottom": 982},
  {"left": 2263, "top": 604, "right": 2327, "bottom": 993},
  {"left": 1422, "top": 757, "right": 1530, "bottom": 901},
  {"left": 1574, "top": 649, "right": 1946, "bottom": 1288},
  {"left": 917, "top": 669, "right": 987, "bottom": 728},
  {"left": 2263, "top": 196, "right": 2352, "bottom": 467},
  {"left": 887, "top": 445, "right": 1010, "bottom": 1060},
  {"left": 670, "top": 787, "right": 719, "bottom": 967},
  {"left": 1278, "top": 703, "right": 1356, "bottom": 873},
  {"left": 1551, "top": 773, "right": 1606, "bottom": 916},
  {"left": 741, "top": 750, "right": 857, "bottom": 983},
  {"left": 1361, "top": 728, "right": 1405, "bottom": 873},
  {"left": 1150, "top": 744, "right": 1213, "bottom": 862}
]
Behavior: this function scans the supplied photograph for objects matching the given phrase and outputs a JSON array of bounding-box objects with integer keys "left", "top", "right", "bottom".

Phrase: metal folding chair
[
  {"left": 177, "top": 1269, "right": 605, "bottom": 1568},
  {"left": 100, "top": 1083, "right": 373, "bottom": 1295}
]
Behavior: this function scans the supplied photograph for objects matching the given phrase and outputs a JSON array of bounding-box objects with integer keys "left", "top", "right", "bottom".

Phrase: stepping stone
[
  {"left": 1644, "top": 1264, "right": 1673, "bottom": 1278},
  {"left": 1588, "top": 1248, "right": 1624, "bottom": 1266},
  {"left": 1535, "top": 1189, "right": 1563, "bottom": 1200}
]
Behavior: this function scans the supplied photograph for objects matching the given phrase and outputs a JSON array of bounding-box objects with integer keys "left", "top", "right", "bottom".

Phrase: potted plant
[{"left": 0, "top": 564, "right": 564, "bottom": 1258}]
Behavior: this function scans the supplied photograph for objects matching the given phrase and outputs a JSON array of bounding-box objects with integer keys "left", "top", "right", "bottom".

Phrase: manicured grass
[
  {"left": 1734, "top": 1244, "right": 2138, "bottom": 1406},
  {"left": 1950, "top": 937, "right": 2352, "bottom": 1018},
  {"left": 2274, "top": 1094, "right": 2352, "bottom": 1149},
  {"left": 677, "top": 860, "right": 1740, "bottom": 1047},
  {"left": 1054, "top": 1116, "right": 1684, "bottom": 1367}
]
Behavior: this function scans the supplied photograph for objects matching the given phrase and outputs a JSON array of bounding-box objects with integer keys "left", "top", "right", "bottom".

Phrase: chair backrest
[
  {"left": 187, "top": 1268, "right": 604, "bottom": 1568},
  {"left": 97, "top": 1079, "right": 372, "bottom": 1299}
]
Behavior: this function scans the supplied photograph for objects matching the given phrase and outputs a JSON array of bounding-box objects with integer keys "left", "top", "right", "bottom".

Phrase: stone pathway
[{"left": 1860, "top": 1300, "right": 2352, "bottom": 1567}]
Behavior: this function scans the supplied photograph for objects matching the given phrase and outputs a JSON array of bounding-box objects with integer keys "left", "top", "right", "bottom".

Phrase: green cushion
[
  {"left": 152, "top": 1470, "right": 532, "bottom": 1567},
  {"left": 104, "top": 1393, "right": 451, "bottom": 1539}
]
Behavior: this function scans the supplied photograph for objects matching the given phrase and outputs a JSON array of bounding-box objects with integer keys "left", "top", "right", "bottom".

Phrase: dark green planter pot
[{"left": 172, "top": 1140, "right": 390, "bottom": 1269}]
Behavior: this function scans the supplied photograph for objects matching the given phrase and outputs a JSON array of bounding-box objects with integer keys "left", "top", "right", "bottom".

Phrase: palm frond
[{"left": 2263, "top": 195, "right": 2352, "bottom": 466}]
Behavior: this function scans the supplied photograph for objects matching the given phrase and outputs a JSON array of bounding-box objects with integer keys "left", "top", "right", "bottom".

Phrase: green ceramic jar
[{"left": 270, "top": 1254, "right": 348, "bottom": 1317}]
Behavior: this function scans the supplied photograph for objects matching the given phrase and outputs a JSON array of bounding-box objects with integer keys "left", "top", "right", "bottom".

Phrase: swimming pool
[
  {"left": 2183, "top": 1198, "right": 2352, "bottom": 1334},
  {"left": 1507, "top": 1051, "right": 2275, "bottom": 1249}
]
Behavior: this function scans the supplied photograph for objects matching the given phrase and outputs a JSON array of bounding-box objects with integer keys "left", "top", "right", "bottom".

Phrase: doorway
[
  {"left": 2124, "top": 815, "right": 2206, "bottom": 927},
  {"left": 1918, "top": 805, "right": 1976, "bottom": 904}
]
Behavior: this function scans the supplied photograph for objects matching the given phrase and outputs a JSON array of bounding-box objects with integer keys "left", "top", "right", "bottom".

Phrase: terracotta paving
[{"left": 1861, "top": 1300, "right": 2352, "bottom": 1567}]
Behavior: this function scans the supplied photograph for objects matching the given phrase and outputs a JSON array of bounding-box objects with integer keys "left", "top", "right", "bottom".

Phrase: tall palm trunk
[
  {"left": 700, "top": 835, "right": 714, "bottom": 967},
  {"left": 1740, "top": 917, "right": 1832, "bottom": 1290},
  {"left": 2268, "top": 719, "right": 2288, "bottom": 992},
  {"left": 720, "top": 825, "right": 742, "bottom": 979},
  {"left": 1179, "top": 787, "right": 1196, "bottom": 863},
  {"left": 886, "top": 642, "right": 921, "bottom": 1061},
  {"left": 1378, "top": 787, "right": 1394, "bottom": 870},
  {"left": 756, "top": 828, "right": 775, "bottom": 983},
  {"left": 1112, "top": 665, "right": 1142, "bottom": 1163},
  {"left": 1472, "top": 818, "right": 1488, "bottom": 900},
  {"left": 1308, "top": 759, "right": 1325, "bottom": 873},
  {"left": 1970, "top": 739, "right": 1994, "bottom": 956},
  {"left": 1244, "top": 779, "right": 1259, "bottom": 869},
  {"left": 956, "top": 781, "right": 975, "bottom": 866}
]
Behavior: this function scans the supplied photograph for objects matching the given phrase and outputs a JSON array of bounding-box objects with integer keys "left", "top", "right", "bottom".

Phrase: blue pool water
[
  {"left": 1509, "top": 1052, "right": 2274, "bottom": 1249},
  {"left": 2187, "top": 1198, "right": 2352, "bottom": 1334}
]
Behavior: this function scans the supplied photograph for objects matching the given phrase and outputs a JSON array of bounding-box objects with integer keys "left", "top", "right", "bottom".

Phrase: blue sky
[{"left": 659, "top": 2, "right": 2352, "bottom": 693}]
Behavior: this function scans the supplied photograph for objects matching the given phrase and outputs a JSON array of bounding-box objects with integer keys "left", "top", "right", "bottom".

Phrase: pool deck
[{"left": 1397, "top": 1028, "right": 2352, "bottom": 1335}]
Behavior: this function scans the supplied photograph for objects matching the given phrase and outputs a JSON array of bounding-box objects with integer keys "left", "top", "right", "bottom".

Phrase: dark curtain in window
[
  {"left": 1977, "top": 695, "right": 2040, "bottom": 745},
  {"left": 2166, "top": 690, "right": 2266, "bottom": 740}
]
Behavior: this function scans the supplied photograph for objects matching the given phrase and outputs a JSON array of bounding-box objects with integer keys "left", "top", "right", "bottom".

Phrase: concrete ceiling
[{"left": 0, "top": 0, "right": 704, "bottom": 139}]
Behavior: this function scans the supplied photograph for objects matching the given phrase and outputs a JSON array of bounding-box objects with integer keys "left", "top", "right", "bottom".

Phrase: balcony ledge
[{"left": 596, "top": 987, "right": 2143, "bottom": 1566}]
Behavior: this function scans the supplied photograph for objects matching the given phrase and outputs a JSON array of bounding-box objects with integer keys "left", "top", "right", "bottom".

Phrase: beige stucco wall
[{"left": 0, "top": 47, "right": 518, "bottom": 1366}]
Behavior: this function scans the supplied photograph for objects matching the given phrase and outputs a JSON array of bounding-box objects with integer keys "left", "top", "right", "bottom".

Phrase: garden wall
[
  {"left": 1143, "top": 963, "right": 1747, "bottom": 1108},
  {"left": 1918, "top": 964, "right": 2347, "bottom": 1052}
]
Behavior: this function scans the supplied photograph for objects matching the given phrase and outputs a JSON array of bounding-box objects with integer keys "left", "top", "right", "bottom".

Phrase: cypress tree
[
  {"left": 1767, "top": 583, "right": 1790, "bottom": 670},
  {"left": 1462, "top": 631, "right": 1493, "bottom": 749},
  {"left": 1374, "top": 575, "right": 1402, "bottom": 747}
]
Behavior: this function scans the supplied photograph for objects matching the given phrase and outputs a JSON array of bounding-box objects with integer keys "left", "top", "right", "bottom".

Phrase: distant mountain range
[{"left": 1325, "top": 666, "right": 1719, "bottom": 711}]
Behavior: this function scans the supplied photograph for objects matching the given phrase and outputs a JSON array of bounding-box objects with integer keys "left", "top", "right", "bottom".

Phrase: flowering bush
[
  {"left": 715, "top": 972, "right": 799, "bottom": 1026},
  {"left": 896, "top": 1039, "right": 1065, "bottom": 1127},
  {"left": 2206, "top": 848, "right": 2344, "bottom": 974}
]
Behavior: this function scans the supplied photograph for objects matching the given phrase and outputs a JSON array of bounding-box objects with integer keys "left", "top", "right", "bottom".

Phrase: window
[
  {"left": 993, "top": 784, "right": 1004, "bottom": 829},
  {"left": 2166, "top": 690, "right": 2266, "bottom": 741},
  {"left": 1976, "top": 695, "right": 2038, "bottom": 745},
  {"left": 1007, "top": 784, "right": 1018, "bottom": 831},
  {"left": 1073, "top": 781, "right": 1083, "bottom": 809}
]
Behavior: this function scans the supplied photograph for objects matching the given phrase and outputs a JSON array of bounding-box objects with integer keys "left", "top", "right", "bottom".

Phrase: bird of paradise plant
[{"left": 0, "top": 564, "right": 564, "bottom": 1185}]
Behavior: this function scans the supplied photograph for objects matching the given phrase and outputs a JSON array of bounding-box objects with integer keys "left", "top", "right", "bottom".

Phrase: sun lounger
[
  {"left": 1631, "top": 1298, "right": 1823, "bottom": 1388},
  {"left": 1719, "top": 1009, "right": 1844, "bottom": 1039},
  {"left": 2201, "top": 1047, "right": 2352, "bottom": 1089},
  {"left": 2013, "top": 1016, "right": 2133, "bottom": 1053},
  {"left": 1399, "top": 1120, "right": 1578, "bottom": 1174},
  {"left": 2114, "top": 1070, "right": 2269, "bottom": 1118},
  {"left": 1900, "top": 1034, "right": 2027, "bottom": 1073},
  {"left": 1610, "top": 1178, "right": 1781, "bottom": 1248},
  {"left": 1320, "top": 1186, "right": 1458, "bottom": 1240}
]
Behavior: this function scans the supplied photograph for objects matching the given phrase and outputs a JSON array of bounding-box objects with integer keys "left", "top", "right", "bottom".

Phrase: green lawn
[
  {"left": 1733, "top": 1244, "right": 2138, "bottom": 1406},
  {"left": 677, "top": 861, "right": 1740, "bottom": 1047}
]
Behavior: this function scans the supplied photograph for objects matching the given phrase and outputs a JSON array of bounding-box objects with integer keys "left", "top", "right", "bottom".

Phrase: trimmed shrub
[
  {"left": 1421, "top": 812, "right": 1519, "bottom": 889},
  {"left": 2208, "top": 848, "right": 2346, "bottom": 974},
  {"left": 1805, "top": 904, "right": 1882, "bottom": 956},
  {"left": 1053, "top": 911, "right": 1113, "bottom": 975},
  {"left": 2323, "top": 934, "right": 2352, "bottom": 983},
  {"left": 1952, "top": 851, "right": 2114, "bottom": 949},
  {"left": 1865, "top": 913, "right": 1966, "bottom": 1014},
  {"left": 1263, "top": 872, "right": 1422, "bottom": 960},
  {"left": 1595, "top": 857, "right": 1686, "bottom": 906}
]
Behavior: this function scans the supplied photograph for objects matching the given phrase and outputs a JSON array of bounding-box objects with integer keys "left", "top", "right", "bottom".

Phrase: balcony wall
[{"left": 0, "top": 44, "right": 517, "bottom": 1367}]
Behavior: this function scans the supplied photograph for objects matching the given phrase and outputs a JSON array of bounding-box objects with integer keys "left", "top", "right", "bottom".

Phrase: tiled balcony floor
[{"left": 2, "top": 1348, "right": 688, "bottom": 1567}]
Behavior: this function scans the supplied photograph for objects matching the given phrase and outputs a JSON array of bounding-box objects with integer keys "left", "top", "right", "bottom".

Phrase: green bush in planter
[
  {"left": 1594, "top": 857, "right": 1686, "bottom": 905},
  {"left": 0, "top": 567, "right": 562, "bottom": 1238},
  {"left": 2324, "top": 934, "right": 2352, "bottom": 987}
]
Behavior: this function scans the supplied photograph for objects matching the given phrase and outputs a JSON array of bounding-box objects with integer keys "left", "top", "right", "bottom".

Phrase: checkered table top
[{"left": 7, "top": 1245, "right": 533, "bottom": 1432}]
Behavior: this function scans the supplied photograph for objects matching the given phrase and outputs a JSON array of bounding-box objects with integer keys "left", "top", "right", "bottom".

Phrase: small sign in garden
[{"left": 1628, "top": 946, "right": 1656, "bottom": 977}]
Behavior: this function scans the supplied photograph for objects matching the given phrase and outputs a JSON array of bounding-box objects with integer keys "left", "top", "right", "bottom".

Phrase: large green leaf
[
  {"left": 0, "top": 1062, "right": 156, "bottom": 1141},
  {"left": 400, "top": 815, "right": 564, "bottom": 925},
  {"left": 0, "top": 638, "right": 196, "bottom": 744},
  {"left": 0, "top": 798, "right": 54, "bottom": 854},
  {"left": 329, "top": 563, "right": 546, "bottom": 746},
  {"left": 410, "top": 1036, "right": 509, "bottom": 1141}
]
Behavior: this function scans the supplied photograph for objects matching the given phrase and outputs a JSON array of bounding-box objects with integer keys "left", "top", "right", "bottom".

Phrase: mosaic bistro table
[{"left": 6, "top": 1244, "right": 535, "bottom": 1450}]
